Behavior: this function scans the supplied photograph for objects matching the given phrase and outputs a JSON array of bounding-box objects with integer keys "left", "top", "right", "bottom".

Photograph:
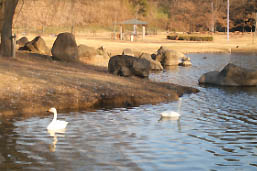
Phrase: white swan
[
  {"left": 161, "top": 111, "right": 180, "bottom": 118},
  {"left": 160, "top": 98, "right": 182, "bottom": 120},
  {"left": 47, "top": 107, "right": 68, "bottom": 130}
]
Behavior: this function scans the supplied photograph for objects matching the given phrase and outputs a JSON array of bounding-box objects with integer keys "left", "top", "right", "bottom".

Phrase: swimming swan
[
  {"left": 160, "top": 98, "right": 182, "bottom": 120},
  {"left": 160, "top": 111, "right": 180, "bottom": 118},
  {"left": 47, "top": 107, "right": 68, "bottom": 130}
]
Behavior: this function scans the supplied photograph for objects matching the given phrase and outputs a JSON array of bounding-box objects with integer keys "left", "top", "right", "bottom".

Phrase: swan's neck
[{"left": 53, "top": 111, "right": 57, "bottom": 121}]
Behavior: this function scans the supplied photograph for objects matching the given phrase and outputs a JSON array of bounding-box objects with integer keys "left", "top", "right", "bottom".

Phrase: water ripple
[{"left": 0, "top": 53, "right": 257, "bottom": 170}]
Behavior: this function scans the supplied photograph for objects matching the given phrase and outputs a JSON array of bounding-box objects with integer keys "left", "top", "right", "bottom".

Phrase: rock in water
[
  {"left": 199, "top": 63, "right": 257, "bottom": 86},
  {"left": 156, "top": 46, "right": 190, "bottom": 67},
  {"left": 139, "top": 53, "right": 163, "bottom": 71},
  {"left": 108, "top": 55, "right": 150, "bottom": 78}
]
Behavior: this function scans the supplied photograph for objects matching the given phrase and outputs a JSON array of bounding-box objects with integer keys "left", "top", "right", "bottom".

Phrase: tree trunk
[{"left": 0, "top": 0, "right": 18, "bottom": 57}]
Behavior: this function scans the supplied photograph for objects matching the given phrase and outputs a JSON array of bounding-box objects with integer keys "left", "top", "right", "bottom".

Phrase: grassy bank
[{"left": 0, "top": 52, "right": 198, "bottom": 118}]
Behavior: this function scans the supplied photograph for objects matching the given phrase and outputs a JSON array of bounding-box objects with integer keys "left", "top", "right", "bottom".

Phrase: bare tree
[{"left": 0, "top": 0, "right": 18, "bottom": 57}]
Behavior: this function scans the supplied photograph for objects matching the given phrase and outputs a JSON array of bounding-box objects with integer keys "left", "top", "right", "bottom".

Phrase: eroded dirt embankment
[{"left": 0, "top": 52, "right": 199, "bottom": 118}]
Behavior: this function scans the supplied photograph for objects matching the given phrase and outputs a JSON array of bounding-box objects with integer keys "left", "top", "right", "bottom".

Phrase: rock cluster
[
  {"left": 19, "top": 36, "right": 50, "bottom": 55},
  {"left": 17, "top": 34, "right": 192, "bottom": 79},
  {"left": 108, "top": 47, "right": 192, "bottom": 78}
]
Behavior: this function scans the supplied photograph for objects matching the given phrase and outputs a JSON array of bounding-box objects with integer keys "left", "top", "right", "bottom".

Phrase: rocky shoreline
[{"left": 0, "top": 52, "right": 199, "bottom": 118}]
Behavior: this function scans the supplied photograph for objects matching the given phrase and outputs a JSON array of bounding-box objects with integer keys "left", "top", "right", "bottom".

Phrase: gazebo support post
[
  {"left": 120, "top": 25, "right": 123, "bottom": 40},
  {"left": 118, "top": 19, "right": 147, "bottom": 41},
  {"left": 133, "top": 24, "right": 137, "bottom": 35}
]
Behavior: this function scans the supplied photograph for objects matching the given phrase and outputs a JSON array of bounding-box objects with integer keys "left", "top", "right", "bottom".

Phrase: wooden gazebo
[{"left": 119, "top": 19, "right": 147, "bottom": 41}]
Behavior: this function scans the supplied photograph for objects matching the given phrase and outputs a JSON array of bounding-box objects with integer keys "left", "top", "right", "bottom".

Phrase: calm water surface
[{"left": 0, "top": 53, "right": 257, "bottom": 170}]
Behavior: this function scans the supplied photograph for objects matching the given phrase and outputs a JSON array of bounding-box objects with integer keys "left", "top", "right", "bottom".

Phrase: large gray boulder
[
  {"left": 179, "top": 57, "right": 192, "bottom": 66},
  {"left": 156, "top": 46, "right": 190, "bottom": 67},
  {"left": 108, "top": 55, "right": 151, "bottom": 78},
  {"left": 97, "top": 46, "right": 110, "bottom": 59},
  {"left": 16, "top": 36, "right": 29, "bottom": 48},
  {"left": 199, "top": 63, "right": 257, "bottom": 86},
  {"left": 78, "top": 44, "right": 97, "bottom": 59},
  {"left": 122, "top": 48, "right": 134, "bottom": 56},
  {"left": 79, "top": 45, "right": 111, "bottom": 66},
  {"left": 139, "top": 53, "right": 163, "bottom": 71},
  {"left": 51, "top": 32, "right": 78, "bottom": 61},
  {"left": 19, "top": 36, "right": 50, "bottom": 55}
]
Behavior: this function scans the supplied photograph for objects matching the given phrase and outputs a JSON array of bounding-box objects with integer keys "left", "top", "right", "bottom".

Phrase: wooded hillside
[{"left": 13, "top": 0, "right": 257, "bottom": 33}]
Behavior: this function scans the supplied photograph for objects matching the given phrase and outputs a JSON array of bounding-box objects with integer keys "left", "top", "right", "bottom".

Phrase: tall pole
[
  {"left": 227, "top": 0, "right": 230, "bottom": 41},
  {"left": 255, "top": 12, "right": 257, "bottom": 44},
  {"left": 211, "top": 1, "right": 214, "bottom": 33}
]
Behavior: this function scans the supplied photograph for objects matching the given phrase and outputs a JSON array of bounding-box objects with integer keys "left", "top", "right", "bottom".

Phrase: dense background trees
[
  {"left": 0, "top": 0, "right": 255, "bottom": 57},
  {"left": 11, "top": 0, "right": 256, "bottom": 34},
  {"left": 1, "top": 0, "right": 256, "bottom": 37}
]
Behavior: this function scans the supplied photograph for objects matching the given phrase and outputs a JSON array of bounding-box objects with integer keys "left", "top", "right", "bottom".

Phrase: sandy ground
[{"left": 23, "top": 31, "right": 257, "bottom": 55}]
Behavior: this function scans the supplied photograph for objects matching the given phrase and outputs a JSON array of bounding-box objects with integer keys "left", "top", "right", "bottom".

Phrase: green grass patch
[{"left": 167, "top": 34, "right": 213, "bottom": 41}]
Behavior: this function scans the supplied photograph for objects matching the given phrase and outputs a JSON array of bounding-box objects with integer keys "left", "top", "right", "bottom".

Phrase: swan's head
[{"left": 48, "top": 107, "right": 57, "bottom": 114}]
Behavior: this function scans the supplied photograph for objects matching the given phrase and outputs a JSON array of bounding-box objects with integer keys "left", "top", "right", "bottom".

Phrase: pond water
[{"left": 0, "top": 53, "right": 257, "bottom": 170}]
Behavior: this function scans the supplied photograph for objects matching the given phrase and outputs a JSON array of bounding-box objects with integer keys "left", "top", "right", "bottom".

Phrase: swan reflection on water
[{"left": 48, "top": 129, "right": 66, "bottom": 152}]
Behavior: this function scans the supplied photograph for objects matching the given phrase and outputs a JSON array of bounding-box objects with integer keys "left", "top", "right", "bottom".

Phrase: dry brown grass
[{"left": 0, "top": 51, "right": 198, "bottom": 117}]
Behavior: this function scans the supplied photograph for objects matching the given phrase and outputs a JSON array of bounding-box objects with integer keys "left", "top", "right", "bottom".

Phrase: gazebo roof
[{"left": 119, "top": 19, "right": 147, "bottom": 25}]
